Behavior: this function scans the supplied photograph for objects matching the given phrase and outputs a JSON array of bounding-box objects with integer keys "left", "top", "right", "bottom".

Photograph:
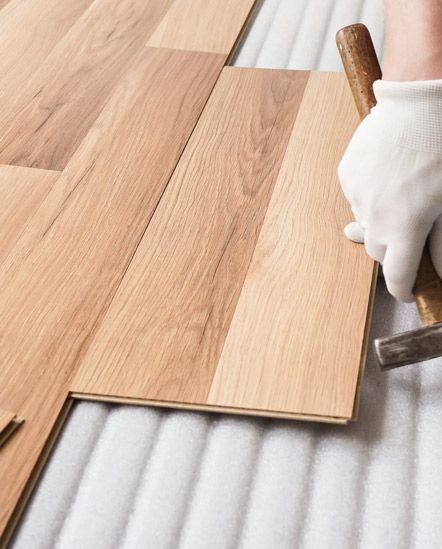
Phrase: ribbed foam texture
[{"left": 13, "top": 1, "right": 442, "bottom": 548}]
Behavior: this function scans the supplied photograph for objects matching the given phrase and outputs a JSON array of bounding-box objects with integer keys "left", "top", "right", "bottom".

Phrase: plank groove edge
[{"left": 70, "top": 393, "right": 349, "bottom": 424}]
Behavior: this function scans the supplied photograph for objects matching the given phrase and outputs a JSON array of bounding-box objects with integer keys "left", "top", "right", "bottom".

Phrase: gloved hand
[{"left": 338, "top": 79, "right": 442, "bottom": 301}]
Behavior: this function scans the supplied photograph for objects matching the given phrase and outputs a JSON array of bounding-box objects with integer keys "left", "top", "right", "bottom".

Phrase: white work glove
[{"left": 338, "top": 79, "right": 442, "bottom": 301}]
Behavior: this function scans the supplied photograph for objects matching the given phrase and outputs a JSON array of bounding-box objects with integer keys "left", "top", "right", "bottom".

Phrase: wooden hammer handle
[{"left": 336, "top": 23, "right": 442, "bottom": 326}]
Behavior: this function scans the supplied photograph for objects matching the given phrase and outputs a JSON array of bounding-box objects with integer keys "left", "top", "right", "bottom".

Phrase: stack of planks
[{"left": 0, "top": 0, "right": 375, "bottom": 542}]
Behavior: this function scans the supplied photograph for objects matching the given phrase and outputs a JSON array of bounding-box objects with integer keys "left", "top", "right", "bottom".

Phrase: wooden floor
[
  {"left": 71, "top": 69, "right": 374, "bottom": 421},
  {"left": 0, "top": 0, "right": 375, "bottom": 541}
]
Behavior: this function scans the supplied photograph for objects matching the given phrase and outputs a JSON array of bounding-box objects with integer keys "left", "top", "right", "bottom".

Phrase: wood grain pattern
[
  {"left": 72, "top": 69, "right": 374, "bottom": 422},
  {"left": 0, "top": 0, "right": 174, "bottom": 171},
  {"left": 72, "top": 67, "right": 308, "bottom": 401},
  {"left": 336, "top": 24, "right": 382, "bottom": 120},
  {"left": 0, "top": 165, "right": 60, "bottom": 266},
  {"left": 0, "top": 0, "right": 92, "bottom": 119},
  {"left": 208, "top": 72, "right": 375, "bottom": 419},
  {"left": 0, "top": 47, "right": 224, "bottom": 533},
  {"left": 146, "top": 0, "right": 257, "bottom": 53}
]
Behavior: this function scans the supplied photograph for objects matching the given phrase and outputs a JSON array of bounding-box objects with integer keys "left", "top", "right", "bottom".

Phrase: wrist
[
  {"left": 383, "top": 49, "right": 442, "bottom": 81},
  {"left": 383, "top": 1, "right": 442, "bottom": 81},
  {"left": 370, "top": 79, "right": 442, "bottom": 154}
]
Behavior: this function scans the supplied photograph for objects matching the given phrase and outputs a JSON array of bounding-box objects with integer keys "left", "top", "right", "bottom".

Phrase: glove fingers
[
  {"left": 343, "top": 221, "right": 365, "bottom": 243},
  {"left": 382, "top": 232, "right": 428, "bottom": 302},
  {"left": 429, "top": 215, "right": 442, "bottom": 279},
  {"left": 364, "top": 232, "right": 386, "bottom": 263}
]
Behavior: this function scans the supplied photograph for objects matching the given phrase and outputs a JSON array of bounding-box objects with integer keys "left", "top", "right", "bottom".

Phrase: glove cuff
[{"left": 371, "top": 79, "right": 442, "bottom": 154}]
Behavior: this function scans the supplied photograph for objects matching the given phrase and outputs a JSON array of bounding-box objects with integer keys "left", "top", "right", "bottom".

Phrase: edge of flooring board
[
  {"left": 70, "top": 393, "right": 350, "bottom": 425},
  {"left": 351, "top": 263, "right": 380, "bottom": 421},
  {"left": 226, "top": 0, "right": 262, "bottom": 65},
  {"left": 1, "top": 399, "right": 73, "bottom": 549},
  {"left": 0, "top": 417, "right": 24, "bottom": 450}
]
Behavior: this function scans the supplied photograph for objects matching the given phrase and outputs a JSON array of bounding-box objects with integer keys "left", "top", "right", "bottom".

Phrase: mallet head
[{"left": 374, "top": 321, "right": 442, "bottom": 370}]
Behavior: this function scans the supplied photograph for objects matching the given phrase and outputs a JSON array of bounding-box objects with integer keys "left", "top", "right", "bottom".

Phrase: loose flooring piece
[
  {"left": 0, "top": 47, "right": 224, "bottom": 534},
  {"left": 146, "top": 0, "right": 257, "bottom": 54},
  {"left": 72, "top": 69, "right": 375, "bottom": 423},
  {"left": 0, "top": 410, "right": 23, "bottom": 449},
  {"left": 0, "top": 0, "right": 174, "bottom": 171}
]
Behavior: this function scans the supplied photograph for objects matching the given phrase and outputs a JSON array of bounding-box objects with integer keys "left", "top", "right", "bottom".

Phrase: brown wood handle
[
  {"left": 336, "top": 24, "right": 381, "bottom": 118},
  {"left": 336, "top": 23, "right": 442, "bottom": 326}
]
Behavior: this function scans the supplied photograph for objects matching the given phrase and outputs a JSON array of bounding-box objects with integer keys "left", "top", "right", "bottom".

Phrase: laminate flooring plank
[
  {"left": 0, "top": 0, "right": 174, "bottom": 171},
  {"left": 146, "top": 0, "right": 258, "bottom": 54},
  {"left": 208, "top": 72, "right": 375, "bottom": 419},
  {"left": 0, "top": 165, "right": 60, "bottom": 266},
  {"left": 0, "top": 47, "right": 224, "bottom": 533},
  {"left": 71, "top": 67, "right": 310, "bottom": 403},
  {"left": 0, "top": 0, "right": 93, "bottom": 113},
  {"left": 72, "top": 70, "right": 375, "bottom": 422}
]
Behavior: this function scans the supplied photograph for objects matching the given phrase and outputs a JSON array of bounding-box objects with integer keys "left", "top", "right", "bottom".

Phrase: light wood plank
[
  {"left": 0, "top": 0, "right": 174, "bottom": 170},
  {"left": 208, "top": 72, "right": 375, "bottom": 419},
  {"left": 72, "top": 67, "right": 310, "bottom": 402},
  {"left": 72, "top": 70, "right": 374, "bottom": 423},
  {"left": 0, "top": 165, "right": 60, "bottom": 266},
  {"left": 146, "top": 0, "right": 257, "bottom": 54},
  {"left": 0, "top": 47, "right": 224, "bottom": 533},
  {"left": 0, "top": 0, "right": 92, "bottom": 114}
]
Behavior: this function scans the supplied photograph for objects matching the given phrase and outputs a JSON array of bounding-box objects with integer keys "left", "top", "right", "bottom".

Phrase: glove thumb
[
  {"left": 343, "top": 221, "right": 365, "bottom": 244},
  {"left": 429, "top": 215, "right": 442, "bottom": 279}
]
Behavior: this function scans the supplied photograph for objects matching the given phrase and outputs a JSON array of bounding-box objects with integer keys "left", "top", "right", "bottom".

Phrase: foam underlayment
[{"left": 12, "top": 1, "right": 442, "bottom": 547}]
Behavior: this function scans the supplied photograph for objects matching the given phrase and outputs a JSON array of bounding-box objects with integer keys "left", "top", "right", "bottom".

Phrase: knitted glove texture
[{"left": 339, "top": 79, "right": 442, "bottom": 301}]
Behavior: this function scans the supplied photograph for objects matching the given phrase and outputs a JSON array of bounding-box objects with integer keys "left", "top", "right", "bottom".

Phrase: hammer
[{"left": 336, "top": 24, "right": 442, "bottom": 370}]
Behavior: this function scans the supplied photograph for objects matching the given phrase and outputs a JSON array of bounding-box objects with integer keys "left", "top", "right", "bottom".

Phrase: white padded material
[{"left": 13, "top": 1, "right": 442, "bottom": 547}]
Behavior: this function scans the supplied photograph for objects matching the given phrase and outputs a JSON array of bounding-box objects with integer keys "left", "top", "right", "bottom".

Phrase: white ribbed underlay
[{"left": 13, "top": 1, "right": 442, "bottom": 548}]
